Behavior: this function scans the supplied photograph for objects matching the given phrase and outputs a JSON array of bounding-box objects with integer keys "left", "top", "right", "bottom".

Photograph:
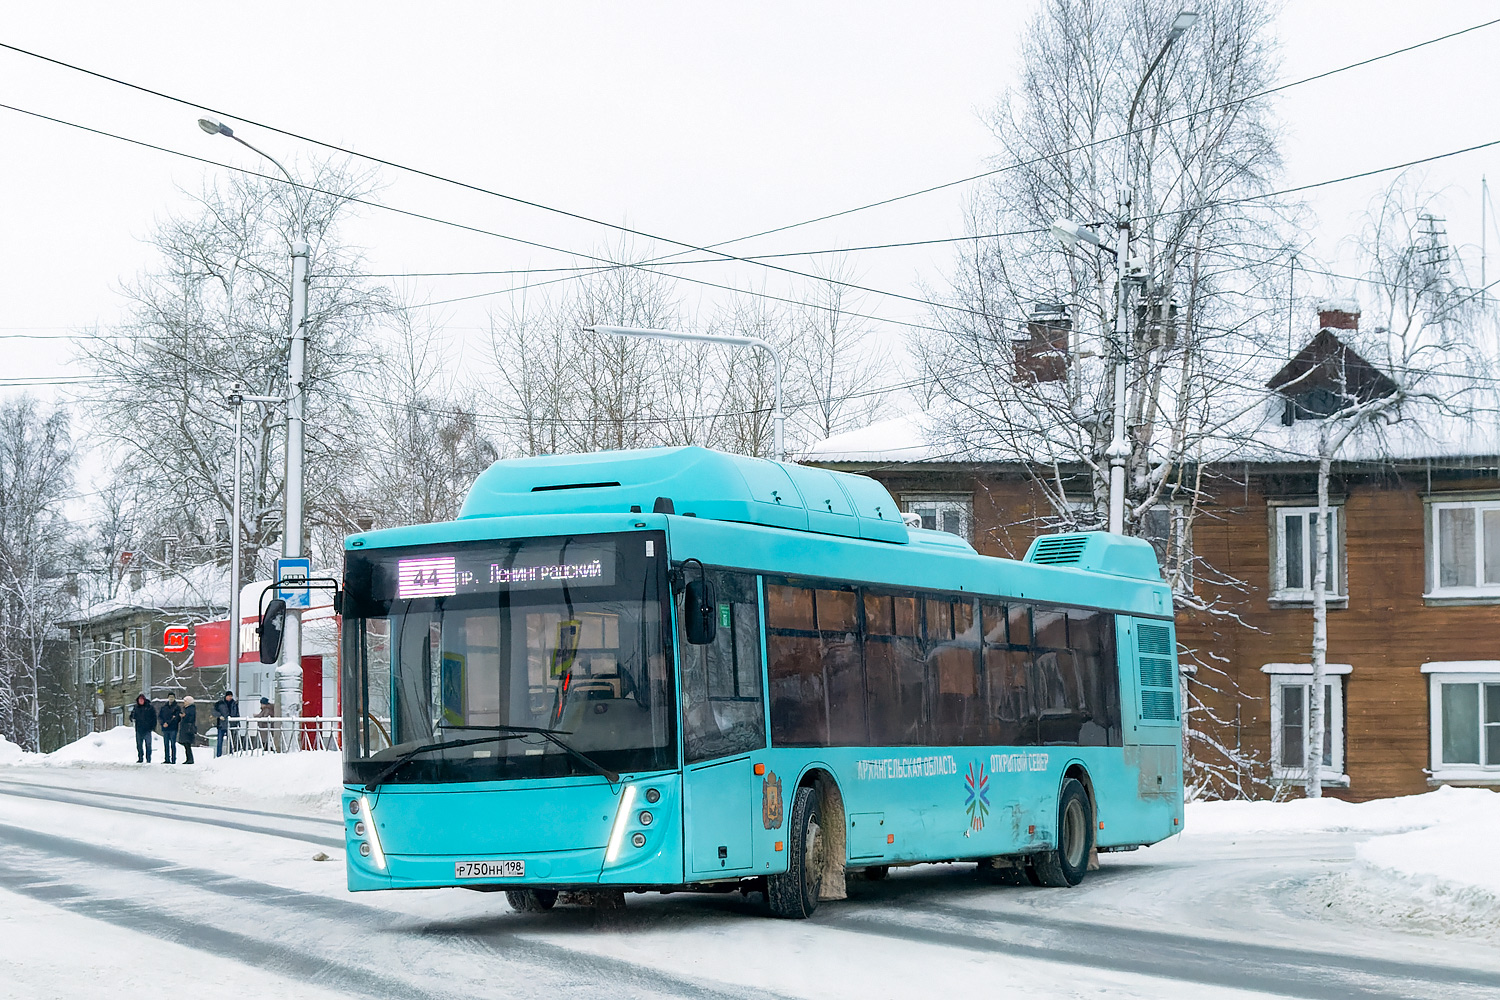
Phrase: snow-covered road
[{"left": 1, "top": 756, "right": 1498, "bottom": 1000}]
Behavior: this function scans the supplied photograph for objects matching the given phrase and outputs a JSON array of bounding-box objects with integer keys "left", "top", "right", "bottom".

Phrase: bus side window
[
  {"left": 767, "top": 583, "right": 828, "bottom": 746},
  {"left": 929, "top": 598, "right": 987, "bottom": 746},
  {"left": 1068, "top": 608, "right": 1122, "bottom": 747},
  {"left": 817, "top": 589, "right": 868, "bottom": 746},
  {"left": 864, "top": 590, "right": 924, "bottom": 746},
  {"left": 983, "top": 602, "right": 1038, "bottom": 746},
  {"left": 681, "top": 571, "right": 766, "bottom": 762}
]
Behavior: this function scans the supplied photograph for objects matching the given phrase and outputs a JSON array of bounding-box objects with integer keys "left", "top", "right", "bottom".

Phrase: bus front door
[{"left": 683, "top": 754, "right": 755, "bottom": 878}]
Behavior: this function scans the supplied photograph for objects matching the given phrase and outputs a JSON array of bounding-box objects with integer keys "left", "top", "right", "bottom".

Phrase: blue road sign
[{"left": 276, "top": 557, "right": 312, "bottom": 609}]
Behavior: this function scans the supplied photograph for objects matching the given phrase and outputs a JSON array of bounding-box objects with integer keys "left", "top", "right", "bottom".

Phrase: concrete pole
[
  {"left": 227, "top": 388, "right": 244, "bottom": 698},
  {"left": 1108, "top": 201, "right": 1131, "bottom": 535},
  {"left": 277, "top": 241, "right": 309, "bottom": 728}
]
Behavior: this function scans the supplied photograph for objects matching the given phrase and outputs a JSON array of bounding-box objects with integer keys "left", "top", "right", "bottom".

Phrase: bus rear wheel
[
  {"left": 1033, "top": 778, "right": 1093, "bottom": 888},
  {"left": 506, "top": 889, "right": 558, "bottom": 912},
  {"left": 767, "top": 785, "right": 824, "bottom": 918}
]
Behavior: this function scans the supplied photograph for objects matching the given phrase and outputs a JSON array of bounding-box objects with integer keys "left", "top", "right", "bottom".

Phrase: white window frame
[
  {"left": 127, "top": 627, "right": 139, "bottom": 680},
  {"left": 900, "top": 492, "right": 973, "bottom": 541},
  {"left": 1426, "top": 500, "right": 1500, "bottom": 600},
  {"left": 1262, "top": 663, "right": 1350, "bottom": 786},
  {"left": 1270, "top": 505, "right": 1344, "bottom": 603},
  {"left": 1422, "top": 661, "right": 1500, "bottom": 783},
  {"left": 109, "top": 633, "right": 124, "bottom": 682}
]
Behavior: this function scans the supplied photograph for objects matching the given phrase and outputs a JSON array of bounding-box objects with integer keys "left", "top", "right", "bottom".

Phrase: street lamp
[
  {"left": 1052, "top": 9, "right": 1196, "bottom": 535},
  {"left": 585, "top": 325, "right": 786, "bottom": 461},
  {"left": 200, "top": 118, "right": 310, "bottom": 715}
]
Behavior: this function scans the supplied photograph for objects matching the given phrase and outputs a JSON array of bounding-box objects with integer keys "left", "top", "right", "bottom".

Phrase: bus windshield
[{"left": 341, "top": 532, "right": 675, "bottom": 784}]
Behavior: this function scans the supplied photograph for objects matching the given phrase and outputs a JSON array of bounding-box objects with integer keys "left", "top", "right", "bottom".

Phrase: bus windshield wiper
[
  {"left": 364, "top": 733, "right": 527, "bottom": 792},
  {"left": 442, "top": 724, "right": 620, "bottom": 783}
]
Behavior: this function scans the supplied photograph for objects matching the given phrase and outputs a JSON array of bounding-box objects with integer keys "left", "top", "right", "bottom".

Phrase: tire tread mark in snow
[
  {"left": 0, "top": 776, "right": 343, "bottom": 827},
  {"left": 827, "top": 904, "right": 1500, "bottom": 1000},
  {"left": 0, "top": 783, "right": 344, "bottom": 849},
  {"left": 0, "top": 864, "right": 461, "bottom": 1000},
  {"left": 0, "top": 822, "right": 777, "bottom": 1000}
]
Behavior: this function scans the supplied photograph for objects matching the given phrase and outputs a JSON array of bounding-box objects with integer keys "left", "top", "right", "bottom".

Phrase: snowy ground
[{"left": 2, "top": 730, "right": 1498, "bottom": 999}]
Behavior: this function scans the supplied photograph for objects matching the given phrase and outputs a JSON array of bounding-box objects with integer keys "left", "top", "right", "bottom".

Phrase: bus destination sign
[{"left": 393, "top": 543, "right": 615, "bottom": 600}]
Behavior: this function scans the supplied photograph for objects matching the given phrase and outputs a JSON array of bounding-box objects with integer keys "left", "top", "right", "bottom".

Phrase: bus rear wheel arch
[{"left": 1033, "top": 777, "right": 1094, "bottom": 887}]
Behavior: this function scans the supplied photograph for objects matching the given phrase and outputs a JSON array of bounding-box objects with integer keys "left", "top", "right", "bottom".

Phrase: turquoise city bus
[{"left": 335, "top": 447, "right": 1183, "bottom": 918}]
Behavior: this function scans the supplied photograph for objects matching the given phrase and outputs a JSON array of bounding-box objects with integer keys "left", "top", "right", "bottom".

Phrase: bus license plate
[{"left": 454, "top": 860, "right": 524, "bottom": 879}]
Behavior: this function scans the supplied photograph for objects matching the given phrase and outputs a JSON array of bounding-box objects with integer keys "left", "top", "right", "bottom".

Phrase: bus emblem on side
[
  {"left": 963, "top": 760, "right": 990, "bottom": 835},
  {"left": 761, "top": 771, "right": 784, "bottom": 830}
]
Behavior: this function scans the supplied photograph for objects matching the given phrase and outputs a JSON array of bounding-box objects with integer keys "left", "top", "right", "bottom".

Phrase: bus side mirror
[
  {"left": 259, "top": 599, "right": 287, "bottom": 664},
  {"left": 683, "top": 579, "right": 717, "bottom": 645}
]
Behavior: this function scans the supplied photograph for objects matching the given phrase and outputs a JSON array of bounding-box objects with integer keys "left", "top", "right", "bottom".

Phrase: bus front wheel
[
  {"left": 506, "top": 889, "right": 558, "bottom": 912},
  {"left": 767, "top": 785, "right": 824, "bottom": 918},
  {"left": 1033, "top": 778, "right": 1093, "bottom": 888}
]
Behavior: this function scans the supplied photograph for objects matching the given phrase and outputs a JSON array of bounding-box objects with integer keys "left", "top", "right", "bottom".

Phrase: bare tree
[
  {"left": 0, "top": 397, "right": 74, "bottom": 751},
  {"left": 789, "top": 258, "right": 891, "bottom": 445},
  {"left": 358, "top": 309, "right": 499, "bottom": 526},
  {"left": 1291, "top": 178, "right": 1496, "bottom": 796},
  {"left": 77, "top": 161, "right": 393, "bottom": 579},
  {"left": 916, "top": 0, "right": 1302, "bottom": 798}
]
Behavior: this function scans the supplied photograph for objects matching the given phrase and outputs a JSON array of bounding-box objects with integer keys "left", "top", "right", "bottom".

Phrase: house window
[
  {"left": 1422, "top": 662, "right": 1500, "bottom": 782},
  {"left": 127, "top": 627, "right": 139, "bottom": 680},
  {"left": 110, "top": 633, "right": 124, "bottom": 681},
  {"left": 1272, "top": 506, "right": 1342, "bottom": 601},
  {"left": 107, "top": 707, "right": 123, "bottom": 730},
  {"left": 1428, "top": 500, "right": 1500, "bottom": 599},
  {"left": 1262, "top": 664, "right": 1349, "bottom": 786},
  {"left": 900, "top": 493, "right": 973, "bottom": 540},
  {"left": 1142, "top": 504, "right": 1193, "bottom": 593}
]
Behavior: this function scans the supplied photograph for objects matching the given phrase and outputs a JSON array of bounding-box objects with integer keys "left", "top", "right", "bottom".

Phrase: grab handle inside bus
[{"left": 259, "top": 598, "right": 287, "bottom": 664}]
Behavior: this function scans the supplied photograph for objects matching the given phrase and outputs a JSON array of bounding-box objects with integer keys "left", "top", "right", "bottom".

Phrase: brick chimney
[{"left": 1317, "top": 299, "right": 1360, "bottom": 331}]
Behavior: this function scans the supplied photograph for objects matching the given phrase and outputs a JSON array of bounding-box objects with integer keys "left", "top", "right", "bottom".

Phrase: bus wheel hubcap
[{"left": 1063, "top": 799, "right": 1085, "bottom": 866}]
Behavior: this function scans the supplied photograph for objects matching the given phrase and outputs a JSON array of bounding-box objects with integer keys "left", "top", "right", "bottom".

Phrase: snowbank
[
  {"left": 0, "top": 735, "right": 25, "bottom": 764},
  {"left": 35, "top": 725, "right": 166, "bottom": 765},
  {"left": 1189, "top": 787, "right": 1500, "bottom": 936},
  {"left": 2, "top": 727, "right": 344, "bottom": 814},
  {"left": 189, "top": 750, "right": 344, "bottom": 812},
  {"left": 1183, "top": 786, "right": 1494, "bottom": 836}
]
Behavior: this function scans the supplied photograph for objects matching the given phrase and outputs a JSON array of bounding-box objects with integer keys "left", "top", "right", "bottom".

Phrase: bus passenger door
[{"left": 678, "top": 570, "right": 766, "bottom": 879}]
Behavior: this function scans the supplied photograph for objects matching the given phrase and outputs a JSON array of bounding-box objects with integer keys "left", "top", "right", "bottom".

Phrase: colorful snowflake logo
[{"left": 964, "top": 760, "right": 990, "bottom": 833}]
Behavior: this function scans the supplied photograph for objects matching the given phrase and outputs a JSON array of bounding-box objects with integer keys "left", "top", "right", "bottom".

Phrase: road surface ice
[{"left": 1, "top": 737, "right": 1497, "bottom": 999}]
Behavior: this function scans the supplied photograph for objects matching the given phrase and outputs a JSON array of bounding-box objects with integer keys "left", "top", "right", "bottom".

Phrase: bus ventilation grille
[
  {"left": 1136, "top": 623, "right": 1177, "bottom": 721},
  {"left": 1030, "top": 534, "right": 1090, "bottom": 565}
]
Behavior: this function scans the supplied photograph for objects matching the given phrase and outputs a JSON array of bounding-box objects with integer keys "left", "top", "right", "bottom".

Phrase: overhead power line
[{"left": 0, "top": 19, "right": 1495, "bottom": 313}]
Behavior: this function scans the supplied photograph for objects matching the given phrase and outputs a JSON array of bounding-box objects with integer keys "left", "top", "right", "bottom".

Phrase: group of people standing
[{"left": 126, "top": 690, "right": 276, "bottom": 764}]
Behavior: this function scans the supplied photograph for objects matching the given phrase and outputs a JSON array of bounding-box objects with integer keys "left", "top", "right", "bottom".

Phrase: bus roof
[
  {"left": 458, "top": 446, "right": 910, "bottom": 543},
  {"left": 446, "top": 447, "right": 1161, "bottom": 580}
]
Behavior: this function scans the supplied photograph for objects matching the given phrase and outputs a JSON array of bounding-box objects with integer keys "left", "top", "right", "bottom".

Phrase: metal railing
[{"left": 212, "top": 717, "right": 342, "bottom": 754}]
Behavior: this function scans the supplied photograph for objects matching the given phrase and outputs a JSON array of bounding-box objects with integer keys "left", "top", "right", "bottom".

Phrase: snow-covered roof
[{"left": 62, "top": 562, "right": 230, "bottom": 628}]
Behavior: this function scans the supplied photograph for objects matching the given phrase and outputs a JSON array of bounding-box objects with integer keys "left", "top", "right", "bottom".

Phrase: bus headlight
[
  {"left": 605, "top": 786, "right": 638, "bottom": 863},
  {"left": 639, "top": 810, "right": 653, "bottom": 826},
  {"left": 359, "top": 795, "right": 387, "bottom": 871},
  {"left": 631, "top": 832, "right": 647, "bottom": 848}
]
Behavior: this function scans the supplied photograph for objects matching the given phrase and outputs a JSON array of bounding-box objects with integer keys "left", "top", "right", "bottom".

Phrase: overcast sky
[{"left": 4, "top": 1, "right": 1500, "bottom": 407}]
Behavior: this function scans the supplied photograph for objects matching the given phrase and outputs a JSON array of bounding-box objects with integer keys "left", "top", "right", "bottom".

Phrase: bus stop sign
[{"left": 276, "top": 557, "right": 312, "bottom": 609}]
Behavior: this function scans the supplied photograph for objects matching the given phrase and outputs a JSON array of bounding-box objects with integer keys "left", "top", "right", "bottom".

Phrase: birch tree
[
  {"left": 1293, "top": 179, "right": 1494, "bottom": 796},
  {"left": 0, "top": 397, "right": 74, "bottom": 751}
]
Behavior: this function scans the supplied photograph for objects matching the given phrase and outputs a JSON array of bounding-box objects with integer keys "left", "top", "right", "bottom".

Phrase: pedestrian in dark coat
[
  {"left": 129, "top": 694, "right": 157, "bottom": 763},
  {"left": 213, "top": 690, "right": 239, "bottom": 756},
  {"left": 158, "top": 694, "right": 182, "bottom": 764},
  {"left": 178, "top": 697, "right": 197, "bottom": 765}
]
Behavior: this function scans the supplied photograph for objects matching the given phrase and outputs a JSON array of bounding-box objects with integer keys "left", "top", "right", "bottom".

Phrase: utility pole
[
  {"left": 280, "top": 238, "right": 310, "bottom": 720},
  {"left": 197, "top": 116, "right": 309, "bottom": 718}
]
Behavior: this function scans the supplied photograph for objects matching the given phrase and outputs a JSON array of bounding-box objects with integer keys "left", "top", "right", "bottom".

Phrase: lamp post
[
  {"left": 1053, "top": 10, "right": 1196, "bottom": 535},
  {"left": 224, "top": 384, "right": 283, "bottom": 700},
  {"left": 199, "top": 117, "right": 310, "bottom": 713},
  {"left": 585, "top": 325, "right": 786, "bottom": 461}
]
